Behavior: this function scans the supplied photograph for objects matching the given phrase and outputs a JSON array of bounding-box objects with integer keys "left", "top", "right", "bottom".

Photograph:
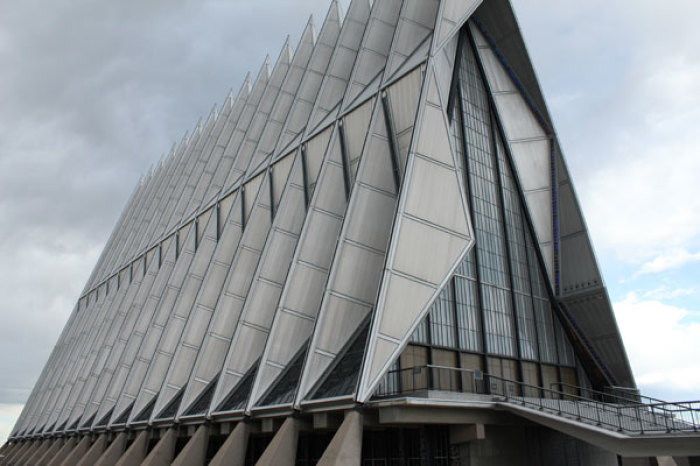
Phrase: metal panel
[
  {"left": 385, "top": 0, "right": 439, "bottom": 80},
  {"left": 139, "top": 201, "right": 225, "bottom": 420},
  {"left": 308, "top": 0, "right": 371, "bottom": 132},
  {"left": 342, "top": 0, "right": 402, "bottom": 110},
  {"left": 105, "top": 222, "right": 196, "bottom": 425},
  {"left": 225, "top": 129, "right": 345, "bottom": 411},
  {"left": 357, "top": 66, "right": 474, "bottom": 402},
  {"left": 387, "top": 66, "right": 423, "bottom": 168},
  {"left": 223, "top": 41, "right": 293, "bottom": 191},
  {"left": 86, "top": 239, "right": 179, "bottom": 429},
  {"left": 195, "top": 151, "right": 311, "bottom": 415},
  {"left": 277, "top": 1, "right": 342, "bottom": 153},
  {"left": 203, "top": 60, "right": 269, "bottom": 205},
  {"left": 248, "top": 20, "right": 317, "bottom": 174},
  {"left": 342, "top": 97, "right": 374, "bottom": 180},
  {"left": 433, "top": 0, "right": 482, "bottom": 52}
]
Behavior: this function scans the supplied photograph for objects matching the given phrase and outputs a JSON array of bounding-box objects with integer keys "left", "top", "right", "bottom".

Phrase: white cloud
[
  {"left": 636, "top": 249, "right": 700, "bottom": 277},
  {"left": 614, "top": 293, "right": 700, "bottom": 400},
  {"left": 0, "top": 404, "right": 24, "bottom": 446},
  {"left": 642, "top": 285, "right": 697, "bottom": 301}
]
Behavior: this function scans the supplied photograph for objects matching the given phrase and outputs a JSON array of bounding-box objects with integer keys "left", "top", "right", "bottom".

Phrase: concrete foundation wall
[{"left": 456, "top": 425, "right": 618, "bottom": 466}]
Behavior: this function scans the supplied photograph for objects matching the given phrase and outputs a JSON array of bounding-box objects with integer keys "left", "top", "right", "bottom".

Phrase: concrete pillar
[
  {"left": 35, "top": 439, "right": 66, "bottom": 466},
  {"left": 3, "top": 440, "right": 31, "bottom": 464},
  {"left": 171, "top": 425, "right": 208, "bottom": 466},
  {"left": 114, "top": 431, "right": 150, "bottom": 466},
  {"left": 208, "top": 422, "right": 250, "bottom": 466},
  {"left": 671, "top": 458, "right": 700, "bottom": 466},
  {"left": 621, "top": 459, "right": 659, "bottom": 466},
  {"left": 11, "top": 439, "right": 42, "bottom": 465},
  {"left": 140, "top": 428, "right": 177, "bottom": 466},
  {"left": 317, "top": 411, "right": 363, "bottom": 466},
  {"left": 1, "top": 442, "right": 19, "bottom": 463},
  {"left": 75, "top": 435, "right": 108, "bottom": 466},
  {"left": 93, "top": 433, "right": 127, "bottom": 466},
  {"left": 59, "top": 435, "right": 93, "bottom": 466},
  {"left": 45, "top": 437, "right": 78, "bottom": 466},
  {"left": 0, "top": 441, "right": 18, "bottom": 464},
  {"left": 255, "top": 418, "right": 301, "bottom": 466},
  {"left": 17, "top": 440, "right": 49, "bottom": 466},
  {"left": 658, "top": 458, "right": 680, "bottom": 466}
]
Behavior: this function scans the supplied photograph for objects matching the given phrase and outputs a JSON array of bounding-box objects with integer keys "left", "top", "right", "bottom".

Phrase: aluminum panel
[
  {"left": 508, "top": 139, "right": 551, "bottom": 192},
  {"left": 242, "top": 281, "right": 283, "bottom": 329},
  {"left": 191, "top": 154, "right": 307, "bottom": 416},
  {"left": 259, "top": 233, "right": 298, "bottom": 285},
  {"left": 392, "top": 217, "right": 467, "bottom": 285},
  {"left": 415, "top": 105, "right": 453, "bottom": 166},
  {"left": 387, "top": 67, "right": 423, "bottom": 167},
  {"left": 345, "top": 187, "right": 396, "bottom": 252},
  {"left": 204, "top": 60, "right": 269, "bottom": 204},
  {"left": 283, "top": 264, "right": 328, "bottom": 318},
  {"left": 305, "top": 127, "right": 334, "bottom": 189},
  {"left": 265, "top": 311, "right": 316, "bottom": 365},
  {"left": 308, "top": 0, "right": 370, "bottom": 131},
  {"left": 434, "top": 0, "right": 482, "bottom": 52},
  {"left": 277, "top": 1, "right": 341, "bottom": 151},
  {"left": 93, "top": 240, "right": 179, "bottom": 427},
  {"left": 249, "top": 20, "right": 316, "bottom": 172},
  {"left": 343, "top": 0, "right": 402, "bottom": 108},
  {"left": 271, "top": 153, "right": 295, "bottom": 210},
  {"left": 313, "top": 163, "right": 348, "bottom": 216},
  {"left": 386, "top": 0, "right": 439, "bottom": 78},
  {"left": 333, "top": 244, "right": 386, "bottom": 304},
  {"left": 404, "top": 157, "right": 469, "bottom": 235}
]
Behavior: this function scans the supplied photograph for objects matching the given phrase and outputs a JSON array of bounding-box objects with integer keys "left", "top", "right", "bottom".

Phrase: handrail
[
  {"left": 551, "top": 382, "right": 699, "bottom": 411},
  {"left": 372, "top": 365, "right": 700, "bottom": 435}
]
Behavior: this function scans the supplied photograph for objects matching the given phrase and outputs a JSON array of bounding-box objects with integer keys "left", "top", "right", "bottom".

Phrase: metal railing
[{"left": 373, "top": 365, "right": 700, "bottom": 435}]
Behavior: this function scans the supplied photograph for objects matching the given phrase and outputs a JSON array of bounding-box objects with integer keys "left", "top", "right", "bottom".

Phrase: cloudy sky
[{"left": 1, "top": 0, "right": 699, "bottom": 443}]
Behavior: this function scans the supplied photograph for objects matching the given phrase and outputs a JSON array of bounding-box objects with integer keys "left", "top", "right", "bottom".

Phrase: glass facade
[{"left": 402, "top": 27, "right": 580, "bottom": 395}]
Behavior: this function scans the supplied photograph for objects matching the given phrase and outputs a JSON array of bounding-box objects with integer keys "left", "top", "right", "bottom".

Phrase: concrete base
[
  {"left": 172, "top": 425, "right": 208, "bottom": 466},
  {"left": 36, "top": 439, "right": 66, "bottom": 466},
  {"left": 46, "top": 437, "right": 78, "bottom": 466},
  {"left": 115, "top": 430, "right": 150, "bottom": 466},
  {"left": 59, "top": 435, "right": 93, "bottom": 466},
  {"left": 317, "top": 411, "right": 363, "bottom": 466},
  {"left": 256, "top": 418, "right": 301, "bottom": 466},
  {"left": 670, "top": 458, "right": 700, "bottom": 466},
  {"left": 141, "top": 428, "right": 177, "bottom": 466},
  {"left": 3, "top": 440, "right": 31, "bottom": 465},
  {"left": 455, "top": 425, "right": 618, "bottom": 466},
  {"left": 621, "top": 459, "right": 659, "bottom": 466},
  {"left": 75, "top": 435, "right": 107, "bottom": 466},
  {"left": 208, "top": 422, "right": 250, "bottom": 466},
  {"left": 94, "top": 433, "right": 128, "bottom": 466},
  {"left": 12, "top": 439, "right": 42, "bottom": 465},
  {"left": 21, "top": 439, "right": 53, "bottom": 466}
]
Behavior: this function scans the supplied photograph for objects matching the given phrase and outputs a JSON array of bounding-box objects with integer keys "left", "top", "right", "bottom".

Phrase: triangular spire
[
  {"left": 433, "top": 0, "right": 483, "bottom": 53},
  {"left": 341, "top": 0, "right": 403, "bottom": 110},
  {"left": 307, "top": 0, "right": 371, "bottom": 133}
]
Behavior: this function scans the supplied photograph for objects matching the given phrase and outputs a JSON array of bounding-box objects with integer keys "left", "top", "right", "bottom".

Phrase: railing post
[
  {"left": 636, "top": 405, "right": 644, "bottom": 434},
  {"left": 690, "top": 406, "right": 697, "bottom": 432},
  {"left": 576, "top": 399, "right": 582, "bottom": 421},
  {"left": 595, "top": 401, "right": 602, "bottom": 426},
  {"left": 616, "top": 405, "right": 622, "bottom": 432}
]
